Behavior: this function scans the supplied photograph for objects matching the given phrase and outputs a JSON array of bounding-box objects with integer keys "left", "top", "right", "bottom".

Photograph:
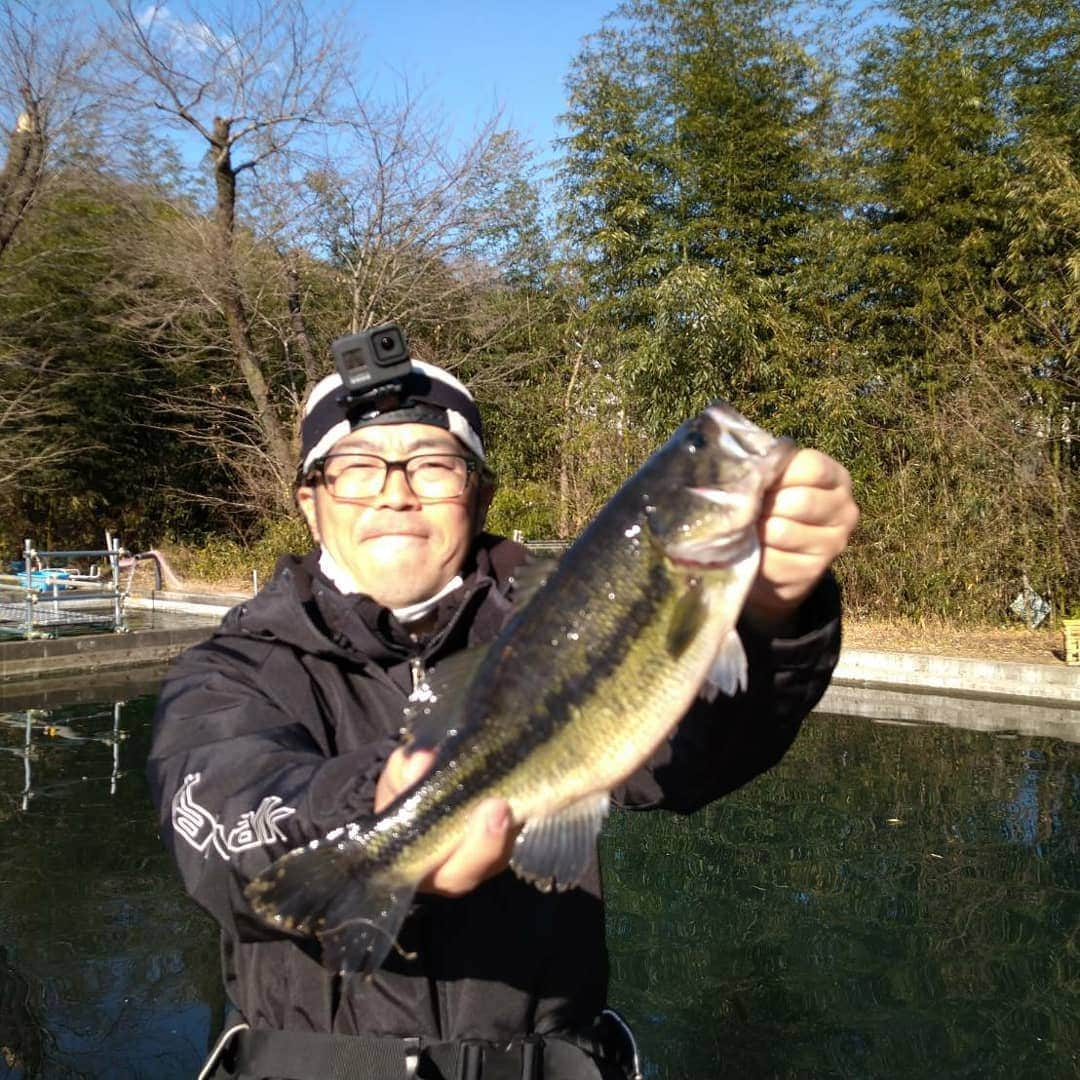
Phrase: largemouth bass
[{"left": 245, "top": 402, "right": 795, "bottom": 975}]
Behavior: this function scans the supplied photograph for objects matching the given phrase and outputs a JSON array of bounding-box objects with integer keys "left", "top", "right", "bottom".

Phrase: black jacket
[{"left": 148, "top": 534, "right": 841, "bottom": 1042}]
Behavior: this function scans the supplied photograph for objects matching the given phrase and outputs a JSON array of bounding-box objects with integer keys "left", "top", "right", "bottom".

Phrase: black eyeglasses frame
[{"left": 303, "top": 451, "right": 483, "bottom": 502}]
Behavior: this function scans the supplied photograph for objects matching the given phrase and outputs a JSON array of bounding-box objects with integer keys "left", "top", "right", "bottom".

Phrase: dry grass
[
  {"left": 134, "top": 558, "right": 1071, "bottom": 667},
  {"left": 844, "top": 617, "right": 1066, "bottom": 666}
]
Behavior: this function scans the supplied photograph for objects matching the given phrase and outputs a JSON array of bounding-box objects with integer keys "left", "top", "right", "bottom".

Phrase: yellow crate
[{"left": 1065, "top": 619, "right": 1080, "bottom": 666}]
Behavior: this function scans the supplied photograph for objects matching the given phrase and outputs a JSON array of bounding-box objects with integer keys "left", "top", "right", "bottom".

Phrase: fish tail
[{"left": 244, "top": 840, "right": 415, "bottom": 977}]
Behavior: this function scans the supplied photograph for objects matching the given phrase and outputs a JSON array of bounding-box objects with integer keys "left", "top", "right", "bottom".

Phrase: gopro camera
[{"left": 331, "top": 322, "right": 413, "bottom": 409}]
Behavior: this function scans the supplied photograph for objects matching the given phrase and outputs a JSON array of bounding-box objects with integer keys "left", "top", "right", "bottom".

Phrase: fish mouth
[
  {"left": 664, "top": 517, "right": 759, "bottom": 569},
  {"left": 704, "top": 403, "right": 788, "bottom": 462},
  {"left": 686, "top": 486, "right": 745, "bottom": 509},
  {"left": 670, "top": 486, "right": 760, "bottom": 564}
]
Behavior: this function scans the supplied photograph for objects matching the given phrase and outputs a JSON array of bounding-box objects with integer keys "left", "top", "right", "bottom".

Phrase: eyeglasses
[{"left": 311, "top": 452, "right": 480, "bottom": 501}]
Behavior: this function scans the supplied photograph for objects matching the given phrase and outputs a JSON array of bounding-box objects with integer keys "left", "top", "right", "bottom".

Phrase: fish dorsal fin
[
  {"left": 507, "top": 556, "right": 559, "bottom": 608},
  {"left": 510, "top": 792, "right": 610, "bottom": 893},
  {"left": 402, "top": 644, "right": 491, "bottom": 753}
]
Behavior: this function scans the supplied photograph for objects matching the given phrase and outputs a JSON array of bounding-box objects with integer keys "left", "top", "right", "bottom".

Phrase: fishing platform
[
  {"left": 0, "top": 537, "right": 233, "bottom": 687},
  {"left": 0, "top": 536, "right": 132, "bottom": 640},
  {"left": 0, "top": 535, "right": 203, "bottom": 641}
]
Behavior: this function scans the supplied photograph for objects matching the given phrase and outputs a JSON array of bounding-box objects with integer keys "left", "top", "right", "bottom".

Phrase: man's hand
[
  {"left": 744, "top": 448, "right": 859, "bottom": 628},
  {"left": 374, "top": 746, "right": 517, "bottom": 896}
]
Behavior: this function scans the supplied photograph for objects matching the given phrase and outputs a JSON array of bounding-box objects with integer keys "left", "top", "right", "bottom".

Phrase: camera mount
[{"left": 330, "top": 322, "right": 413, "bottom": 416}]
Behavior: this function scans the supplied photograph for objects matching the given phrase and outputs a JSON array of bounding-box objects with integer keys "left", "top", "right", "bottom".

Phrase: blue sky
[{"left": 343, "top": 1, "right": 618, "bottom": 166}]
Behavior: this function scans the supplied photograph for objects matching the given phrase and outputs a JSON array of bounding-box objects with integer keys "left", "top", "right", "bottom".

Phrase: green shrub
[
  {"left": 486, "top": 479, "right": 560, "bottom": 541},
  {"left": 168, "top": 515, "right": 312, "bottom": 588}
]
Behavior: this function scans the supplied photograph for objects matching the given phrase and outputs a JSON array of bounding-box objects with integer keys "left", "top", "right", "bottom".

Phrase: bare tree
[
  {"left": 0, "top": 96, "right": 43, "bottom": 260},
  {"left": 96, "top": 2, "right": 554, "bottom": 525},
  {"left": 0, "top": 351, "right": 80, "bottom": 493},
  {"left": 305, "top": 90, "right": 549, "bottom": 364},
  {"left": 0, "top": 2, "right": 103, "bottom": 527},
  {"left": 0, "top": 1, "right": 100, "bottom": 260},
  {"left": 1, "top": 3, "right": 74, "bottom": 256},
  {"left": 107, "top": 0, "right": 349, "bottom": 511}
]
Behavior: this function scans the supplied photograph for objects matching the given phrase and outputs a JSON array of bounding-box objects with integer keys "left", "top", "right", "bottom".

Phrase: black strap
[
  {"left": 424, "top": 1036, "right": 547, "bottom": 1080},
  {"left": 223, "top": 1027, "right": 607, "bottom": 1080},
  {"left": 235, "top": 1028, "right": 406, "bottom": 1079}
]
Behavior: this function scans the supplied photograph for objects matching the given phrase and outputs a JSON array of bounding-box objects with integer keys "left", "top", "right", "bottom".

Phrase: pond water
[
  {"left": 0, "top": 604, "right": 222, "bottom": 640},
  {"left": 0, "top": 692, "right": 1077, "bottom": 1079}
]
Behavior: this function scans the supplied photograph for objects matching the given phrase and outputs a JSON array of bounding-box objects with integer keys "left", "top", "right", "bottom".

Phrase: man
[{"left": 149, "top": 346, "right": 858, "bottom": 1080}]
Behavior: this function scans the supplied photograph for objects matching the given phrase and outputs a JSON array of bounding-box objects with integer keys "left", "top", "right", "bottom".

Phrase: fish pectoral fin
[
  {"left": 667, "top": 577, "right": 708, "bottom": 658},
  {"left": 510, "top": 792, "right": 610, "bottom": 892},
  {"left": 320, "top": 886, "right": 416, "bottom": 978},
  {"left": 702, "top": 628, "right": 748, "bottom": 700}
]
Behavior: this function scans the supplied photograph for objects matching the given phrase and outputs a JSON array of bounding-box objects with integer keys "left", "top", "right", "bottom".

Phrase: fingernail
[{"left": 486, "top": 803, "right": 509, "bottom": 835}]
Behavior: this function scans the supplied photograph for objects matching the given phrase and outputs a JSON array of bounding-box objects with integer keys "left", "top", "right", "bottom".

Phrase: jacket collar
[{"left": 232, "top": 534, "right": 529, "bottom": 669}]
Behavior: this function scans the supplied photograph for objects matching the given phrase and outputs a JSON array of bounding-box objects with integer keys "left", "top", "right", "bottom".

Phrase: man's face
[{"left": 297, "top": 422, "right": 488, "bottom": 609}]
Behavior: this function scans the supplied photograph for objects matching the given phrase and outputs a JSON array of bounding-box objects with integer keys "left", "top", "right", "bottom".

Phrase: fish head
[{"left": 643, "top": 402, "right": 796, "bottom": 568}]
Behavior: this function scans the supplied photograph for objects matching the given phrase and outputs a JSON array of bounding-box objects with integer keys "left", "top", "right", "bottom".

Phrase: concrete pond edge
[{"left": 2, "top": 593, "right": 1078, "bottom": 736}]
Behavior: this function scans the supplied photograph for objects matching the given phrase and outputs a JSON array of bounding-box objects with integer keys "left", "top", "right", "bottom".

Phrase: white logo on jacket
[{"left": 172, "top": 773, "right": 296, "bottom": 859}]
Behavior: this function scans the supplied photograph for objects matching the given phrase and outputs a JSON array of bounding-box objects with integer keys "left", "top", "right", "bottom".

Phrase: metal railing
[
  {"left": 0, "top": 535, "right": 129, "bottom": 639},
  {"left": 511, "top": 530, "right": 572, "bottom": 558},
  {"left": 524, "top": 540, "right": 571, "bottom": 556}
]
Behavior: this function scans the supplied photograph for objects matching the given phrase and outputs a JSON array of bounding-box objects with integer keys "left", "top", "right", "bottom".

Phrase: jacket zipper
[
  {"left": 404, "top": 582, "right": 486, "bottom": 702},
  {"left": 408, "top": 656, "right": 427, "bottom": 702}
]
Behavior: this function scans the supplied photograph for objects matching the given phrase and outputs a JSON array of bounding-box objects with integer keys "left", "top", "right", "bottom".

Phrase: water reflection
[
  {"left": 0, "top": 704, "right": 125, "bottom": 811},
  {"left": 0, "top": 695, "right": 223, "bottom": 1079},
  {"left": 602, "top": 711, "right": 1080, "bottom": 1079},
  {"left": 0, "top": 694, "right": 1076, "bottom": 1078}
]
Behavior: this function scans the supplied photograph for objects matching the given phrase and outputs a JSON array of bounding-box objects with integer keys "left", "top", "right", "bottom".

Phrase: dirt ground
[{"left": 843, "top": 618, "right": 1069, "bottom": 666}]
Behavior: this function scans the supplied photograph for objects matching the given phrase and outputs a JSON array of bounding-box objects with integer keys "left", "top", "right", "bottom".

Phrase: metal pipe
[
  {"left": 29, "top": 590, "right": 124, "bottom": 603},
  {"left": 110, "top": 701, "right": 122, "bottom": 796},
  {"left": 22, "top": 539, "right": 32, "bottom": 640},
  {"left": 3, "top": 536, "right": 132, "bottom": 638},
  {"left": 111, "top": 536, "right": 122, "bottom": 631},
  {"left": 21, "top": 712, "right": 32, "bottom": 811},
  {"left": 26, "top": 549, "right": 119, "bottom": 559}
]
